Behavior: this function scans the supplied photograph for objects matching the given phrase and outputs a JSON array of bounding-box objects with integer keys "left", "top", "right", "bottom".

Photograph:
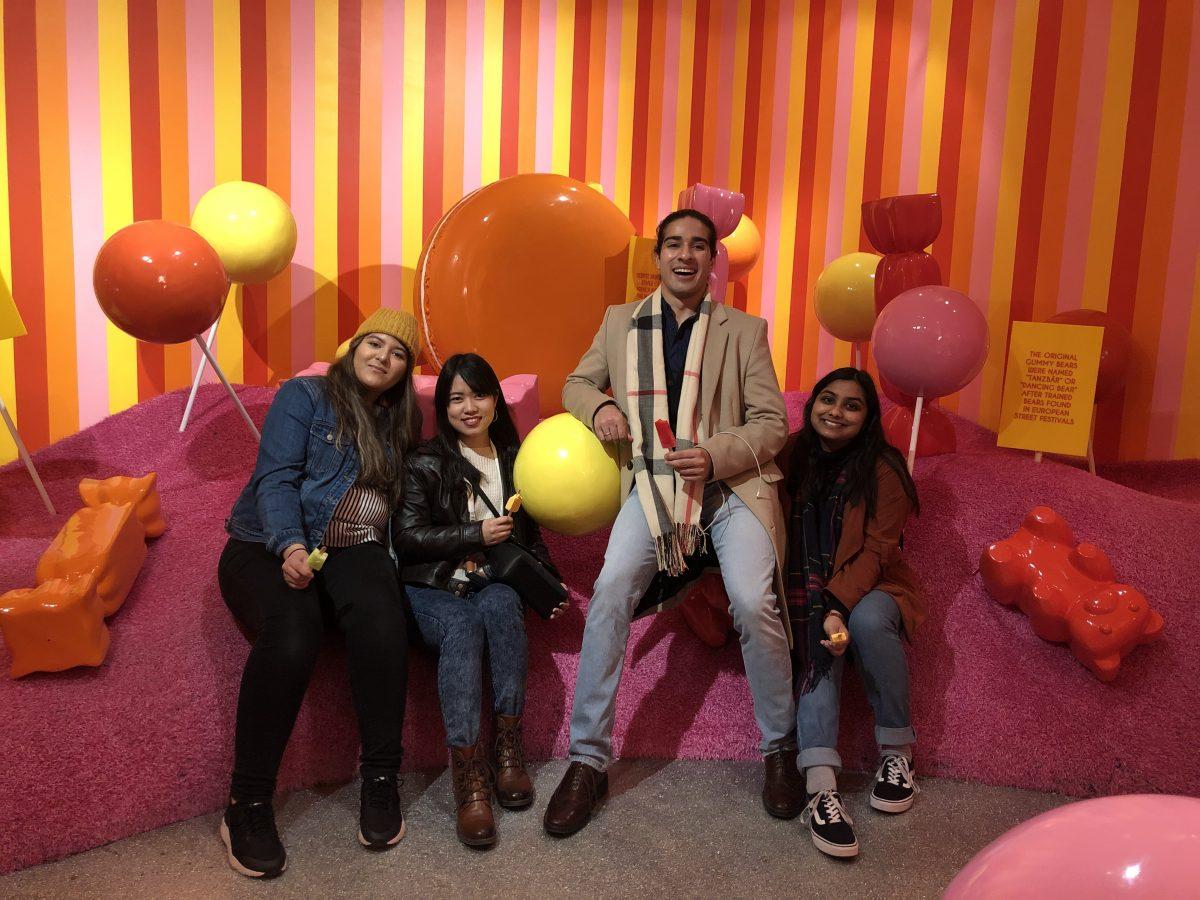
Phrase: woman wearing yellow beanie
[{"left": 217, "top": 307, "right": 422, "bottom": 877}]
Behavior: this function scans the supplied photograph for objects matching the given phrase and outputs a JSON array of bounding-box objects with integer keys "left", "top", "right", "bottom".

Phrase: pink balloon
[
  {"left": 871, "top": 286, "right": 988, "bottom": 399},
  {"left": 677, "top": 183, "right": 745, "bottom": 304},
  {"left": 945, "top": 795, "right": 1200, "bottom": 899}
]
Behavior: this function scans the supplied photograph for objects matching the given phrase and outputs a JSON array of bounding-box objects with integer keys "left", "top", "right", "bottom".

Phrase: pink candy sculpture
[
  {"left": 980, "top": 507, "right": 1164, "bottom": 681},
  {"left": 677, "top": 183, "right": 745, "bottom": 304}
]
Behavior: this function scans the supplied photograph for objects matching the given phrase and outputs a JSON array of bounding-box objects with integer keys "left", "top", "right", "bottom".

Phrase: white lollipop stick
[
  {"left": 193, "top": 333, "right": 260, "bottom": 441},
  {"left": 0, "top": 394, "right": 56, "bottom": 514},
  {"left": 180, "top": 315, "right": 220, "bottom": 432},
  {"left": 906, "top": 392, "right": 924, "bottom": 473}
]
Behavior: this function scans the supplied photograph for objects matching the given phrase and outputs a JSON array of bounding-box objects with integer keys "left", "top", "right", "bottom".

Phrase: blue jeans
[
  {"left": 569, "top": 484, "right": 796, "bottom": 771},
  {"left": 406, "top": 583, "right": 527, "bottom": 747},
  {"left": 796, "top": 590, "right": 916, "bottom": 771}
]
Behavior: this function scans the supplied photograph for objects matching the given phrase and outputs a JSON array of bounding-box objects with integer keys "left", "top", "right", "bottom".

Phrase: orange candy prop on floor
[
  {"left": 93, "top": 220, "right": 229, "bottom": 344},
  {"left": 417, "top": 175, "right": 635, "bottom": 417},
  {"left": 980, "top": 507, "right": 1164, "bottom": 681},
  {"left": 36, "top": 503, "right": 148, "bottom": 617},
  {"left": 78, "top": 473, "right": 167, "bottom": 539},
  {"left": 0, "top": 474, "right": 167, "bottom": 677},
  {"left": 0, "top": 576, "right": 109, "bottom": 678}
]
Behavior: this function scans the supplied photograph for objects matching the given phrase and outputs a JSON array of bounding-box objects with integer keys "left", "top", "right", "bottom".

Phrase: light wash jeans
[
  {"left": 407, "top": 582, "right": 527, "bottom": 747},
  {"left": 796, "top": 589, "right": 916, "bottom": 771},
  {"left": 569, "top": 484, "right": 796, "bottom": 771}
]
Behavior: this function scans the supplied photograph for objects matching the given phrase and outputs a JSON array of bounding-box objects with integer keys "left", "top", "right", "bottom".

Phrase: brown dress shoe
[
  {"left": 543, "top": 761, "right": 608, "bottom": 837},
  {"left": 450, "top": 742, "right": 497, "bottom": 848},
  {"left": 762, "top": 746, "right": 805, "bottom": 819},
  {"left": 494, "top": 714, "right": 534, "bottom": 809}
]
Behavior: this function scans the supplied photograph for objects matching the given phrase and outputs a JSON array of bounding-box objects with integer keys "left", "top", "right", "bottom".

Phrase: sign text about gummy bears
[{"left": 997, "top": 322, "right": 1104, "bottom": 457}]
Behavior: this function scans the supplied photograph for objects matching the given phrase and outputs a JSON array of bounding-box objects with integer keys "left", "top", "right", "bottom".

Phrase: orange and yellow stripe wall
[{"left": 0, "top": 0, "right": 1196, "bottom": 466}]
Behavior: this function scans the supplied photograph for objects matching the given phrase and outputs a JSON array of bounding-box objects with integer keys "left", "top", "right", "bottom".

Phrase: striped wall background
[{"left": 0, "top": 0, "right": 1197, "bottom": 466}]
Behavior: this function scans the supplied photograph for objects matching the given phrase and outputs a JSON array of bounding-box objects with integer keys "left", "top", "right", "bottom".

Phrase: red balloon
[
  {"left": 882, "top": 403, "right": 956, "bottom": 458},
  {"left": 93, "top": 220, "right": 229, "bottom": 344},
  {"left": 1045, "top": 309, "right": 1132, "bottom": 404}
]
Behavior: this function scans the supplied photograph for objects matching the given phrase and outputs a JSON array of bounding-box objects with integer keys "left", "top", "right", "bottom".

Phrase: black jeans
[{"left": 218, "top": 538, "right": 408, "bottom": 801}]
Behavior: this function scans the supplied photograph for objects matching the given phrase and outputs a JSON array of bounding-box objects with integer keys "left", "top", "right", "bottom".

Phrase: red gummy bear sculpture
[{"left": 980, "top": 507, "right": 1164, "bottom": 681}]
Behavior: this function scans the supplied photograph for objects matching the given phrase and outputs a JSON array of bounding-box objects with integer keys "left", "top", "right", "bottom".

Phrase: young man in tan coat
[{"left": 543, "top": 210, "right": 803, "bottom": 837}]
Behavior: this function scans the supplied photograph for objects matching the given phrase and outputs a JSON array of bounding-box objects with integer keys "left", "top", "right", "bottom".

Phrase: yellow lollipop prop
[
  {"left": 191, "top": 181, "right": 298, "bottom": 284},
  {"left": 814, "top": 251, "right": 881, "bottom": 343},
  {"left": 514, "top": 413, "right": 622, "bottom": 536}
]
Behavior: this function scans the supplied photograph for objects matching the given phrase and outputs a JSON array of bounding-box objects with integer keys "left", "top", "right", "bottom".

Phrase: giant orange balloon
[
  {"left": 724, "top": 214, "right": 762, "bottom": 281},
  {"left": 94, "top": 220, "right": 229, "bottom": 344},
  {"left": 417, "top": 174, "right": 635, "bottom": 416},
  {"left": 1046, "top": 309, "right": 1132, "bottom": 404}
]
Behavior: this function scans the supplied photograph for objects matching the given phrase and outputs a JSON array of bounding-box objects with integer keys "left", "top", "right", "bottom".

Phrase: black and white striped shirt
[{"left": 325, "top": 483, "right": 389, "bottom": 547}]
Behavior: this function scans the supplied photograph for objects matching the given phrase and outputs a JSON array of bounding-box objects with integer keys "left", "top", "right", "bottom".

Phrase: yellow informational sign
[
  {"left": 0, "top": 278, "right": 25, "bottom": 340},
  {"left": 997, "top": 321, "right": 1104, "bottom": 456},
  {"left": 626, "top": 235, "right": 660, "bottom": 302}
]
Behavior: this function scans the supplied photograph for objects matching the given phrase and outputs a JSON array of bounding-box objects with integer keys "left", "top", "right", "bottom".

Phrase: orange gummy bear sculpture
[
  {"left": 0, "top": 575, "right": 110, "bottom": 678},
  {"left": 980, "top": 506, "right": 1164, "bottom": 681}
]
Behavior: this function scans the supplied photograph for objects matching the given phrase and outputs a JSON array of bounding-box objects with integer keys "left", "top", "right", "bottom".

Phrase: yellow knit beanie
[{"left": 345, "top": 307, "right": 421, "bottom": 361}]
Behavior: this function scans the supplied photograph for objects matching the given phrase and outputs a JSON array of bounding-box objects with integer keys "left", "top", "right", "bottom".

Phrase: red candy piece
[
  {"left": 980, "top": 507, "right": 1164, "bottom": 681},
  {"left": 654, "top": 418, "right": 676, "bottom": 449}
]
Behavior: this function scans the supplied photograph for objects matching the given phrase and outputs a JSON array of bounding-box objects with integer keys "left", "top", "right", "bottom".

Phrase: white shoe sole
[
  {"left": 870, "top": 792, "right": 914, "bottom": 814},
  {"left": 219, "top": 819, "right": 287, "bottom": 878},
  {"left": 359, "top": 818, "right": 407, "bottom": 848},
  {"left": 811, "top": 829, "right": 860, "bottom": 859}
]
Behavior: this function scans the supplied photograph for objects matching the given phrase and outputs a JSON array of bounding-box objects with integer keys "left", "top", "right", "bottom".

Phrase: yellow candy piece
[
  {"left": 505, "top": 493, "right": 523, "bottom": 513},
  {"left": 306, "top": 547, "right": 328, "bottom": 571},
  {"left": 829, "top": 631, "right": 849, "bottom": 644}
]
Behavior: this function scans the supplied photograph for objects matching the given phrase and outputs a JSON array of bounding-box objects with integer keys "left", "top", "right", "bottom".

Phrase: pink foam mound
[{"left": 0, "top": 386, "right": 1196, "bottom": 874}]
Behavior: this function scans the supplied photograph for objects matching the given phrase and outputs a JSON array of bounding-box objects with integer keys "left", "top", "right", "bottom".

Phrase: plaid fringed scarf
[
  {"left": 625, "top": 288, "right": 712, "bottom": 576},
  {"left": 786, "top": 451, "right": 849, "bottom": 694}
]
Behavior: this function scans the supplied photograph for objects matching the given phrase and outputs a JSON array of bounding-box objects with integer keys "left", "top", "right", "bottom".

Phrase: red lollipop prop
[
  {"left": 1046, "top": 309, "right": 1132, "bottom": 404},
  {"left": 93, "top": 220, "right": 228, "bottom": 344}
]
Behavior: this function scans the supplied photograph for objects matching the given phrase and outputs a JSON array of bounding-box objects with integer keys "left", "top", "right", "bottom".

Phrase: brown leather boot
[
  {"left": 493, "top": 714, "right": 534, "bottom": 809},
  {"left": 449, "top": 742, "right": 496, "bottom": 848}
]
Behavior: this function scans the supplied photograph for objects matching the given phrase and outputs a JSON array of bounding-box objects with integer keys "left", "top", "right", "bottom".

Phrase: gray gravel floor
[{"left": 1, "top": 760, "right": 1067, "bottom": 899}]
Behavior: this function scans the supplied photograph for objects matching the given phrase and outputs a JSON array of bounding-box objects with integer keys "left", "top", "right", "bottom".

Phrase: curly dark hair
[{"left": 787, "top": 367, "right": 919, "bottom": 519}]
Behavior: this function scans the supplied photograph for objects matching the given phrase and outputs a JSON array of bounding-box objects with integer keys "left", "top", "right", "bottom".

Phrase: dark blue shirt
[{"left": 661, "top": 297, "right": 698, "bottom": 433}]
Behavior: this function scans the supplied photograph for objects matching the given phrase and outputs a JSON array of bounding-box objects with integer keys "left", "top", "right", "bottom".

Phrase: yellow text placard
[
  {"left": 997, "top": 321, "right": 1104, "bottom": 456},
  {"left": 626, "top": 235, "right": 660, "bottom": 302}
]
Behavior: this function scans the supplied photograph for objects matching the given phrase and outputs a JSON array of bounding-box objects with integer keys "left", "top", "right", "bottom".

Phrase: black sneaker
[
  {"left": 220, "top": 800, "right": 286, "bottom": 878},
  {"left": 870, "top": 754, "right": 918, "bottom": 813},
  {"left": 359, "top": 774, "right": 406, "bottom": 849},
  {"left": 803, "top": 790, "right": 859, "bottom": 858}
]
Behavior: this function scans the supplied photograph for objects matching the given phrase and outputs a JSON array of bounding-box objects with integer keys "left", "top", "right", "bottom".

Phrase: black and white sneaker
[
  {"left": 359, "top": 774, "right": 406, "bottom": 849},
  {"left": 220, "top": 800, "right": 286, "bottom": 878},
  {"left": 803, "top": 790, "right": 859, "bottom": 858},
  {"left": 870, "top": 754, "right": 918, "bottom": 813}
]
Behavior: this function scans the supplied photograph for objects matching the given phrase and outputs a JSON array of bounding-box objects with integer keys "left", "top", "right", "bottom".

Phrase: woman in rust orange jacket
[{"left": 785, "top": 367, "right": 925, "bottom": 860}]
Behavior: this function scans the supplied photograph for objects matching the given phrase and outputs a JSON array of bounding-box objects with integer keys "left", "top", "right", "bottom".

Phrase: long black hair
[
  {"left": 787, "top": 367, "right": 919, "bottom": 519},
  {"left": 324, "top": 333, "right": 422, "bottom": 504},
  {"left": 426, "top": 353, "right": 521, "bottom": 501}
]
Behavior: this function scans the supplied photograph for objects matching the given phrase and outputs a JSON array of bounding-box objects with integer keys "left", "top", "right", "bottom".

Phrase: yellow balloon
[
  {"left": 725, "top": 215, "right": 762, "bottom": 281},
  {"left": 514, "top": 413, "right": 621, "bottom": 536},
  {"left": 191, "top": 181, "right": 298, "bottom": 284},
  {"left": 814, "top": 251, "right": 881, "bottom": 342}
]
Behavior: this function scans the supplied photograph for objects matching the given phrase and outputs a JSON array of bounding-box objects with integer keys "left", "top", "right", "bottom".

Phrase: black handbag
[{"left": 477, "top": 493, "right": 567, "bottom": 619}]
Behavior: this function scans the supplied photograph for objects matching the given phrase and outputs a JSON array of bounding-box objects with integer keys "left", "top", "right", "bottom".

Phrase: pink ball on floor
[{"left": 944, "top": 795, "right": 1200, "bottom": 899}]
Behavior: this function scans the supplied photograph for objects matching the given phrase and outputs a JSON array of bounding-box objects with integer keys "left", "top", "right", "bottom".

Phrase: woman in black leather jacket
[{"left": 394, "top": 353, "right": 564, "bottom": 849}]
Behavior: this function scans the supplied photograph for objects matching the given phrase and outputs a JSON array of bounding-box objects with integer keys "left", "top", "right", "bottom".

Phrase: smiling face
[
  {"left": 445, "top": 374, "right": 498, "bottom": 441},
  {"left": 653, "top": 215, "right": 715, "bottom": 303},
  {"left": 810, "top": 379, "right": 868, "bottom": 451},
  {"left": 352, "top": 332, "right": 409, "bottom": 399}
]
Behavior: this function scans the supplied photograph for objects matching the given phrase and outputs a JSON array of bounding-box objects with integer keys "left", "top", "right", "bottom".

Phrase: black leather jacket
[{"left": 393, "top": 444, "right": 560, "bottom": 591}]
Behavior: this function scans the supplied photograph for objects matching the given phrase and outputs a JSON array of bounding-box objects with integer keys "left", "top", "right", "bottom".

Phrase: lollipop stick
[
  {"left": 193, "top": 333, "right": 260, "bottom": 441},
  {"left": 0, "top": 394, "right": 56, "bottom": 514},
  {"left": 180, "top": 316, "right": 220, "bottom": 432},
  {"left": 906, "top": 393, "right": 924, "bottom": 473}
]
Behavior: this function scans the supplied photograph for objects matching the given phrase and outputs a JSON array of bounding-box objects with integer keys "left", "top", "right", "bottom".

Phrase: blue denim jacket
[{"left": 225, "top": 376, "right": 361, "bottom": 556}]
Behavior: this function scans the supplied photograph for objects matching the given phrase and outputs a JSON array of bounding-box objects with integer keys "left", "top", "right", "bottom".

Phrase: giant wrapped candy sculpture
[{"left": 980, "top": 506, "right": 1163, "bottom": 681}]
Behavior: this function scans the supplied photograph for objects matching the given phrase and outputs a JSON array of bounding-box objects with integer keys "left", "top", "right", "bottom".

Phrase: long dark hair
[
  {"left": 787, "top": 367, "right": 919, "bottom": 519},
  {"left": 426, "top": 353, "right": 520, "bottom": 501},
  {"left": 324, "top": 334, "right": 421, "bottom": 503}
]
